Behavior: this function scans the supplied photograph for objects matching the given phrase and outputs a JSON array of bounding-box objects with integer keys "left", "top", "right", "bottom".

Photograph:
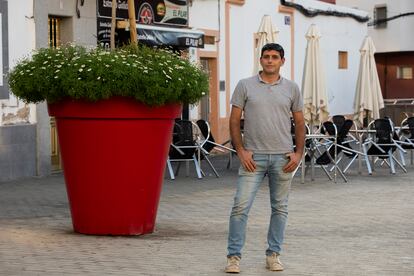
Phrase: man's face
[{"left": 260, "top": 50, "right": 285, "bottom": 74}]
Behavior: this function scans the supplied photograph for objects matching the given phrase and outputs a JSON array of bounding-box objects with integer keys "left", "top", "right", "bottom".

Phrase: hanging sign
[
  {"left": 97, "top": 0, "right": 188, "bottom": 27},
  {"left": 97, "top": 0, "right": 200, "bottom": 48}
]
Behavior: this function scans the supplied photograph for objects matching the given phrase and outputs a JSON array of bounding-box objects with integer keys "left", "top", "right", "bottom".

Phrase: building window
[
  {"left": 338, "top": 51, "right": 348, "bottom": 69},
  {"left": 204, "top": 35, "right": 215, "bottom": 45},
  {"left": 48, "top": 16, "right": 61, "bottom": 48},
  {"left": 284, "top": 15, "right": 291, "bottom": 25},
  {"left": 397, "top": 66, "right": 413, "bottom": 80},
  {"left": 374, "top": 6, "right": 387, "bottom": 28},
  {"left": 226, "top": 0, "right": 245, "bottom": 5}
]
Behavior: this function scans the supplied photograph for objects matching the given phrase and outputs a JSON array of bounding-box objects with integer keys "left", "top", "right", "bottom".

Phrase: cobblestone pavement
[{"left": 0, "top": 156, "right": 413, "bottom": 275}]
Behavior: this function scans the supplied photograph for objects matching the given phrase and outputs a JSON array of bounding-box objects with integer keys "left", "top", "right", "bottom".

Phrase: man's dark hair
[{"left": 261, "top": 43, "right": 285, "bottom": 59}]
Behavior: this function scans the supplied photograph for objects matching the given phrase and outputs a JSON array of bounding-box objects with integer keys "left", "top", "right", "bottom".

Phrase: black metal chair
[
  {"left": 331, "top": 115, "right": 359, "bottom": 157},
  {"left": 225, "top": 119, "right": 243, "bottom": 169},
  {"left": 317, "top": 118, "right": 361, "bottom": 173},
  {"left": 316, "top": 119, "right": 355, "bottom": 162},
  {"left": 332, "top": 115, "right": 346, "bottom": 129},
  {"left": 308, "top": 121, "right": 348, "bottom": 181},
  {"left": 196, "top": 119, "right": 236, "bottom": 177},
  {"left": 291, "top": 120, "right": 323, "bottom": 180},
  {"left": 398, "top": 116, "right": 414, "bottom": 164},
  {"left": 167, "top": 119, "right": 202, "bottom": 179},
  {"left": 362, "top": 118, "right": 407, "bottom": 175}
]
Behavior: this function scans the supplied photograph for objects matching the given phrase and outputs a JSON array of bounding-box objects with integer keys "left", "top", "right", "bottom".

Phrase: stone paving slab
[{"left": 0, "top": 156, "right": 413, "bottom": 275}]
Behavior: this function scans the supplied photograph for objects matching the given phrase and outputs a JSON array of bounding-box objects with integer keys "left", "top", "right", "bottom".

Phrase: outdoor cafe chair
[
  {"left": 167, "top": 119, "right": 202, "bottom": 179},
  {"left": 195, "top": 119, "right": 236, "bottom": 177},
  {"left": 322, "top": 117, "right": 361, "bottom": 174},
  {"left": 225, "top": 118, "right": 244, "bottom": 169},
  {"left": 336, "top": 120, "right": 362, "bottom": 173},
  {"left": 387, "top": 117, "right": 408, "bottom": 168},
  {"left": 312, "top": 120, "right": 350, "bottom": 182},
  {"left": 292, "top": 120, "right": 311, "bottom": 177},
  {"left": 292, "top": 121, "right": 339, "bottom": 182},
  {"left": 361, "top": 118, "right": 407, "bottom": 175},
  {"left": 332, "top": 114, "right": 346, "bottom": 128},
  {"left": 397, "top": 116, "right": 414, "bottom": 165}
]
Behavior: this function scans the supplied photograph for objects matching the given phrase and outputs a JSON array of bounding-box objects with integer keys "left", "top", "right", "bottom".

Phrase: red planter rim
[{"left": 48, "top": 97, "right": 182, "bottom": 119}]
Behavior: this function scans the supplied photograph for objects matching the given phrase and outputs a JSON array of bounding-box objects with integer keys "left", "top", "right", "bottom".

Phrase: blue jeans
[{"left": 227, "top": 153, "right": 292, "bottom": 257}]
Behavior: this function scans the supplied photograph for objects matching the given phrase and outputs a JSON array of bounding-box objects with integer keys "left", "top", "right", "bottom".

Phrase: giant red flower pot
[{"left": 48, "top": 97, "right": 181, "bottom": 235}]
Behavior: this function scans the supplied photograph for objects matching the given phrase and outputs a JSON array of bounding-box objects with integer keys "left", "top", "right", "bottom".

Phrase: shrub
[{"left": 8, "top": 44, "right": 209, "bottom": 106}]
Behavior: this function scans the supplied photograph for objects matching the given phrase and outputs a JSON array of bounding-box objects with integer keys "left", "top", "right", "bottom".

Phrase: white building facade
[
  {"left": 189, "top": 0, "right": 368, "bottom": 138},
  {"left": 337, "top": 0, "right": 414, "bottom": 97},
  {"left": 338, "top": 0, "right": 414, "bottom": 122},
  {"left": 0, "top": 0, "right": 96, "bottom": 181},
  {"left": 1, "top": 0, "right": 368, "bottom": 181}
]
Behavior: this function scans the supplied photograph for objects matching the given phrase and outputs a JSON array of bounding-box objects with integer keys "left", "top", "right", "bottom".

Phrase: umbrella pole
[
  {"left": 310, "top": 116, "right": 315, "bottom": 181},
  {"left": 301, "top": 147, "right": 306, "bottom": 184},
  {"left": 301, "top": 115, "right": 313, "bottom": 184},
  {"left": 357, "top": 110, "right": 367, "bottom": 173}
]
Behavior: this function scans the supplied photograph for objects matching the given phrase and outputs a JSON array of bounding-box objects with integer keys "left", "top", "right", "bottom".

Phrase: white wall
[
  {"left": 294, "top": 13, "right": 367, "bottom": 115},
  {"left": 190, "top": 0, "right": 226, "bottom": 84},
  {"left": 0, "top": 0, "right": 37, "bottom": 125},
  {"left": 8, "top": 0, "right": 35, "bottom": 70},
  {"left": 185, "top": 0, "right": 369, "bottom": 116},
  {"left": 189, "top": 0, "right": 229, "bottom": 119},
  {"left": 337, "top": 0, "right": 414, "bottom": 53},
  {"left": 189, "top": 0, "right": 220, "bottom": 30},
  {"left": 1, "top": 0, "right": 97, "bottom": 126},
  {"left": 228, "top": 0, "right": 290, "bottom": 97},
  {"left": 188, "top": 0, "right": 220, "bottom": 119},
  {"left": 191, "top": 1, "right": 292, "bottom": 119},
  {"left": 226, "top": 0, "right": 367, "bottom": 116}
]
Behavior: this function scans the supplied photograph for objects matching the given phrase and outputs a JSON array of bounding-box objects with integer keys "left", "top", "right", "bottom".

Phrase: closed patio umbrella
[
  {"left": 301, "top": 24, "right": 330, "bottom": 183},
  {"left": 302, "top": 24, "right": 329, "bottom": 128},
  {"left": 253, "top": 15, "right": 279, "bottom": 74},
  {"left": 353, "top": 36, "right": 384, "bottom": 126}
]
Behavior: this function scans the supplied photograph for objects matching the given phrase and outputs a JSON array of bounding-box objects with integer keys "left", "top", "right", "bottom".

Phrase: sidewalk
[{"left": 0, "top": 156, "right": 413, "bottom": 275}]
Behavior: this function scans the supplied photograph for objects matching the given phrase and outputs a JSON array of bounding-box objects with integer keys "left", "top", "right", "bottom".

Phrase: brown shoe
[
  {"left": 266, "top": 252, "right": 284, "bottom": 271},
  {"left": 225, "top": 256, "right": 241, "bottom": 273}
]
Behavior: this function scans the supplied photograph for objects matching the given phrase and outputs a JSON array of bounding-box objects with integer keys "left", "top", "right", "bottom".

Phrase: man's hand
[
  {"left": 283, "top": 152, "right": 302, "bottom": 173},
  {"left": 237, "top": 149, "right": 256, "bottom": 172}
]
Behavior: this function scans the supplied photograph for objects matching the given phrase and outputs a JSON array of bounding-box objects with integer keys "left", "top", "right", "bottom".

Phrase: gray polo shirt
[{"left": 231, "top": 74, "right": 303, "bottom": 154}]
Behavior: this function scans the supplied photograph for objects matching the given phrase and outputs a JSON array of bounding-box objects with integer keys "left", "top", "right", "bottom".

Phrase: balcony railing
[{"left": 381, "top": 98, "right": 414, "bottom": 125}]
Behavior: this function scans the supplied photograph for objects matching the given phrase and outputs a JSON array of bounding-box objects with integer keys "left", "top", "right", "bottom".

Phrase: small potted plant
[{"left": 8, "top": 44, "right": 208, "bottom": 235}]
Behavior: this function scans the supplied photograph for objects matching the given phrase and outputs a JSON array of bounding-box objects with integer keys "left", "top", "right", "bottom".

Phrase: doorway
[
  {"left": 48, "top": 16, "right": 62, "bottom": 171},
  {"left": 198, "top": 56, "right": 220, "bottom": 141},
  {"left": 199, "top": 58, "right": 210, "bottom": 121}
]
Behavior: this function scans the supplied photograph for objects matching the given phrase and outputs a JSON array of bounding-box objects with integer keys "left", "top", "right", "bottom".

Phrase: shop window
[
  {"left": 374, "top": 6, "right": 387, "bottom": 28},
  {"left": 48, "top": 16, "right": 61, "bottom": 48},
  {"left": 397, "top": 66, "right": 413, "bottom": 80},
  {"left": 338, "top": 51, "right": 348, "bottom": 69}
]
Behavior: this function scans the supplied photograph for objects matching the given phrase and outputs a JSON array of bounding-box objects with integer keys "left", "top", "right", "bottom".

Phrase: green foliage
[{"left": 8, "top": 44, "right": 209, "bottom": 106}]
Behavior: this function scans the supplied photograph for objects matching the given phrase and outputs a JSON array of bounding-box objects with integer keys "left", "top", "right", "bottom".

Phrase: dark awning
[{"left": 136, "top": 24, "right": 204, "bottom": 48}]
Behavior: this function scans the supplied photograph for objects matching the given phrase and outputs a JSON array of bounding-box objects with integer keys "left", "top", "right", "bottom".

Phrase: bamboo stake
[
  {"left": 110, "top": 0, "right": 117, "bottom": 49},
  {"left": 128, "top": 0, "right": 138, "bottom": 45}
]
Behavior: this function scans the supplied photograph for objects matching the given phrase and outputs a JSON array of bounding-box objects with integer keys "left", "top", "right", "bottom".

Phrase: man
[{"left": 225, "top": 43, "right": 305, "bottom": 273}]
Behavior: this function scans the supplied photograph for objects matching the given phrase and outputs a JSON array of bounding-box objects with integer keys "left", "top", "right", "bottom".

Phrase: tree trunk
[
  {"left": 110, "top": 0, "right": 117, "bottom": 49},
  {"left": 128, "top": 0, "right": 138, "bottom": 45}
]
